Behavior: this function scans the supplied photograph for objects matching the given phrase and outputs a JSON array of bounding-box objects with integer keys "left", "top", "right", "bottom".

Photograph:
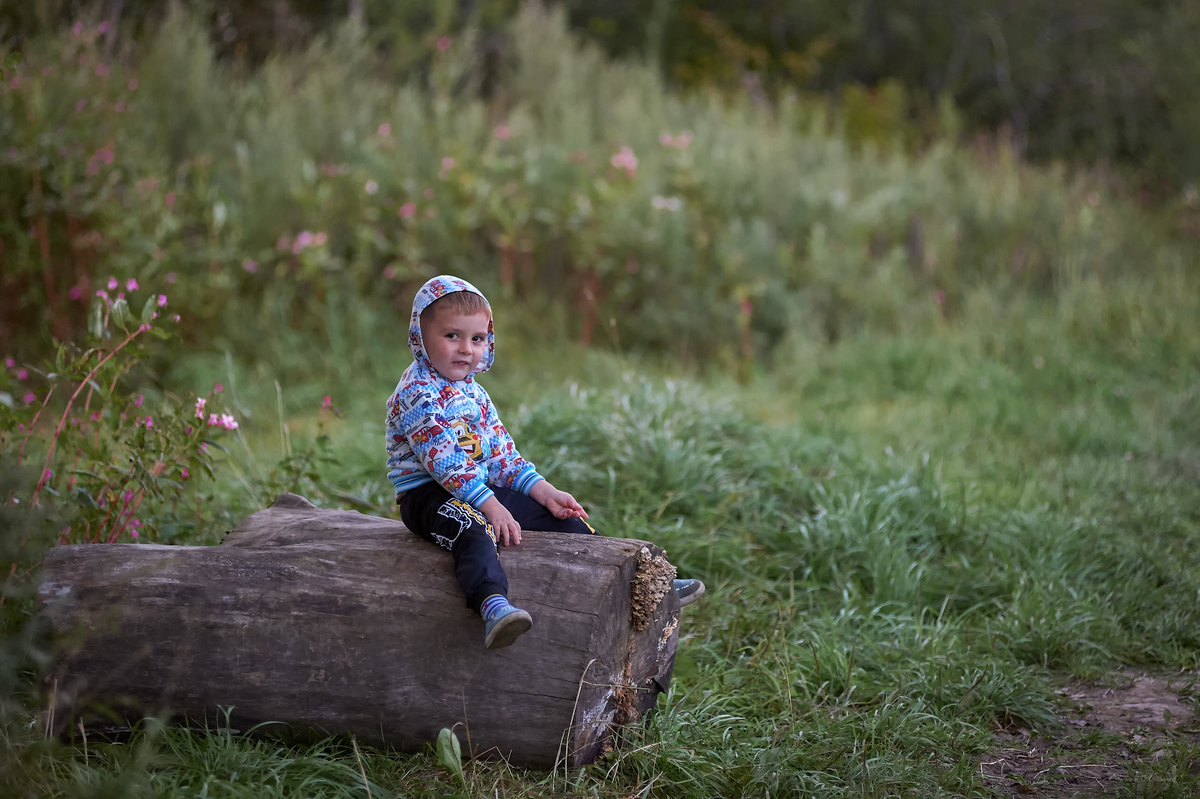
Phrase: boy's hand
[
  {"left": 531, "top": 481, "right": 589, "bottom": 520},
  {"left": 481, "top": 496, "right": 523, "bottom": 546}
]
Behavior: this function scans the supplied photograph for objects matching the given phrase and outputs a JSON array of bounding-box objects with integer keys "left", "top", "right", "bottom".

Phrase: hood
[{"left": 408, "top": 274, "right": 494, "bottom": 377}]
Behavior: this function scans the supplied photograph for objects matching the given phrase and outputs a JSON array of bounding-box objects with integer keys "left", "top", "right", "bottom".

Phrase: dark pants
[{"left": 398, "top": 481, "right": 596, "bottom": 613}]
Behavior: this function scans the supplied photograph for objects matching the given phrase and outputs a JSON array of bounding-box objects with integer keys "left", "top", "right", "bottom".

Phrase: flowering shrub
[{"left": 1, "top": 280, "right": 240, "bottom": 545}]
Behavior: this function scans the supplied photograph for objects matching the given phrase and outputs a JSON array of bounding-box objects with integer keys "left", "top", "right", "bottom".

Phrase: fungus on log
[{"left": 37, "top": 493, "right": 682, "bottom": 768}]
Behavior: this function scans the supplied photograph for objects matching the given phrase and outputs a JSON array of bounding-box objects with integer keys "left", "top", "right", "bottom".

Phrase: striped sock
[{"left": 480, "top": 594, "right": 510, "bottom": 620}]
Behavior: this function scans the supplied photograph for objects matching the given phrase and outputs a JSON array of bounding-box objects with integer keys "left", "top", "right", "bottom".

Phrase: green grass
[{"left": 9, "top": 312, "right": 1195, "bottom": 796}]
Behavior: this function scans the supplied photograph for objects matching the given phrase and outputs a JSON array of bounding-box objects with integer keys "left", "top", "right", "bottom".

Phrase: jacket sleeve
[
  {"left": 397, "top": 384, "right": 495, "bottom": 509},
  {"left": 477, "top": 387, "right": 544, "bottom": 495}
]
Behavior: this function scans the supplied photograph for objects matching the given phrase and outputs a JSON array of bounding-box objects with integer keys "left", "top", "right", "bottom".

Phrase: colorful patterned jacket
[{"left": 385, "top": 275, "right": 544, "bottom": 508}]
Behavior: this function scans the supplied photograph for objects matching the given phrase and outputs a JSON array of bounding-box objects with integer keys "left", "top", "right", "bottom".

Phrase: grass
[{"left": 8, "top": 308, "right": 1196, "bottom": 796}]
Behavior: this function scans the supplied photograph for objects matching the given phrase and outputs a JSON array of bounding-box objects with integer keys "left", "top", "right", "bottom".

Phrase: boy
[{"left": 386, "top": 275, "right": 703, "bottom": 650}]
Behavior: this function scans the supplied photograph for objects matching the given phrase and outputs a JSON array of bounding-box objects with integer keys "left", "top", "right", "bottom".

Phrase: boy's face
[{"left": 421, "top": 306, "right": 491, "bottom": 381}]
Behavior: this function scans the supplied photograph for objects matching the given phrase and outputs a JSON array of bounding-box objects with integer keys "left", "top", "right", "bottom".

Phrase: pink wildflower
[
  {"left": 134, "top": 394, "right": 144, "bottom": 407},
  {"left": 377, "top": 123, "right": 391, "bottom": 137},
  {"left": 126, "top": 278, "right": 139, "bottom": 291},
  {"left": 16, "top": 368, "right": 27, "bottom": 380},
  {"left": 610, "top": 146, "right": 638, "bottom": 176},
  {"left": 436, "top": 36, "right": 452, "bottom": 51},
  {"left": 322, "top": 395, "right": 332, "bottom": 410},
  {"left": 195, "top": 397, "right": 207, "bottom": 418},
  {"left": 86, "top": 147, "right": 113, "bottom": 178},
  {"left": 214, "top": 383, "right": 223, "bottom": 393},
  {"left": 242, "top": 260, "right": 258, "bottom": 274},
  {"left": 181, "top": 467, "right": 190, "bottom": 480},
  {"left": 157, "top": 294, "right": 168, "bottom": 306},
  {"left": 399, "top": 202, "right": 417, "bottom": 219},
  {"left": 69, "top": 285, "right": 84, "bottom": 301},
  {"left": 3, "top": 357, "right": 12, "bottom": 367},
  {"left": 143, "top": 416, "right": 153, "bottom": 429},
  {"left": 293, "top": 231, "right": 314, "bottom": 253},
  {"left": 208, "top": 412, "right": 238, "bottom": 430},
  {"left": 658, "top": 131, "right": 693, "bottom": 150},
  {"left": 107, "top": 277, "right": 119, "bottom": 290},
  {"left": 23, "top": 393, "right": 35, "bottom": 404}
]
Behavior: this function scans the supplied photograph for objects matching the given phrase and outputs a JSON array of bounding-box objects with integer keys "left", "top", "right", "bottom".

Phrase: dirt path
[{"left": 980, "top": 671, "right": 1198, "bottom": 796}]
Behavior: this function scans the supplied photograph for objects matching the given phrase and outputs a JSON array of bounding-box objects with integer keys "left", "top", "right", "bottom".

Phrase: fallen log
[{"left": 37, "top": 493, "right": 682, "bottom": 768}]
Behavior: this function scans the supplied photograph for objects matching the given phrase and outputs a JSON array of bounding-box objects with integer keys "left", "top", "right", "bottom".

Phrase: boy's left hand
[{"left": 531, "top": 482, "right": 589, "bottom": 520}]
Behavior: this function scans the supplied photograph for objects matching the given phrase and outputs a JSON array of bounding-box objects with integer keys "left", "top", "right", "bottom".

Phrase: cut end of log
[{"left": 630, "top": 545, "right": 677, "bottom": 631}]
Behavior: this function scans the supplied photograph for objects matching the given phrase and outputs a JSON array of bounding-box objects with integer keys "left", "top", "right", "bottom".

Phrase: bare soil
[{"left": 980, "top": 671, "right": 1199, "bottom": 797}]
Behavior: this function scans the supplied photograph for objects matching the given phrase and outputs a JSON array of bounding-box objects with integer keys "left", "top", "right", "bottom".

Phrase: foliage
[
  {"left": 2, "top": 3, "right": 1194, "bottom": 380},
  {"left": 5, "top": 1, "right": 1199, "bottom": 190},
  {"left": 1, "top": 281, "right": 241, "bottom": 549}
]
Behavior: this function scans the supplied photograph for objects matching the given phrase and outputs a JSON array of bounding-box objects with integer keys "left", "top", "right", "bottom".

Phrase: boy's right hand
[{"left": 481, "top": 496, "right": 522, "bottom": 546}]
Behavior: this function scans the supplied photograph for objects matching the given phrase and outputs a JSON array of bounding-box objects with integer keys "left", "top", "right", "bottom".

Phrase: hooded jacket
[{"left": 385, "top": 275, "right": 544, "bottom": 508}]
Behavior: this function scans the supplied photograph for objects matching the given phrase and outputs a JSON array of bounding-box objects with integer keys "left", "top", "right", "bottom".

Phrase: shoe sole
[
  {"left": 677, "top": 581, "right": 706, "bottom": 607},
  {"left": 485, "top": 610, "right": 533, "bottom": 649}
]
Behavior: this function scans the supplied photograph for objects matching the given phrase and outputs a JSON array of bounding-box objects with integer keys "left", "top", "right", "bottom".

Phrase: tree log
[{"left": 37, "top": 493, "right": 681, "bottom": 768}]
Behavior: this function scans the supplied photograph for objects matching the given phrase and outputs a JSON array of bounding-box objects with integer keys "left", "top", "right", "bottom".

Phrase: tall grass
[{"left": 4, "top": 4, "right": 1195, "bottom": 373}]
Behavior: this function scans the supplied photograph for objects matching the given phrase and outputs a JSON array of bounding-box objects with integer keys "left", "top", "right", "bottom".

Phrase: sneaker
[
  {"left": 673, "top": 578, "right": 706, "bottom": 607},
  {"left": 484, "top": 605, "right": 533, "bottom": 650}
]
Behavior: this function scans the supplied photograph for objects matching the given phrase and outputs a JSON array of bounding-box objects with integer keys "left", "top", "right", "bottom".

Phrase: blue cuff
[
  {"left": 512, "top": 468, "right": 545, "bottom": 496},
  {"left": 464, "top": 482, "right": 496, "bottom": 510}
]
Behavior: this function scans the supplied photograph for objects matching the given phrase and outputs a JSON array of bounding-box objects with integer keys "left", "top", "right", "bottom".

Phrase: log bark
[{"left": 37, "top": 493, "right": 681, "bottom": 768}]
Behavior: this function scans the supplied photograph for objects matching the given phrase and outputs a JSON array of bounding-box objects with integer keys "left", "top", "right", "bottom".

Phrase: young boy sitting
[{"left": 386, "top": 275, "right": 703, "bottom": 649}]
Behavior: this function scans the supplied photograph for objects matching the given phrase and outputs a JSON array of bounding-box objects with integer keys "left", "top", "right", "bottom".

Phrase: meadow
[{"left": 2, "top": 4, "right": 1199, "bottom": 797}]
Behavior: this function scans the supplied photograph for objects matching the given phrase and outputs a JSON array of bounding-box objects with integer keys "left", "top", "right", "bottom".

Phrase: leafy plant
[
  {"left": 1, "top": 278, "right": 240, "bottom": 550},
  {"left": 435, "top": 727, "right": 465, "bottom": 787}
]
